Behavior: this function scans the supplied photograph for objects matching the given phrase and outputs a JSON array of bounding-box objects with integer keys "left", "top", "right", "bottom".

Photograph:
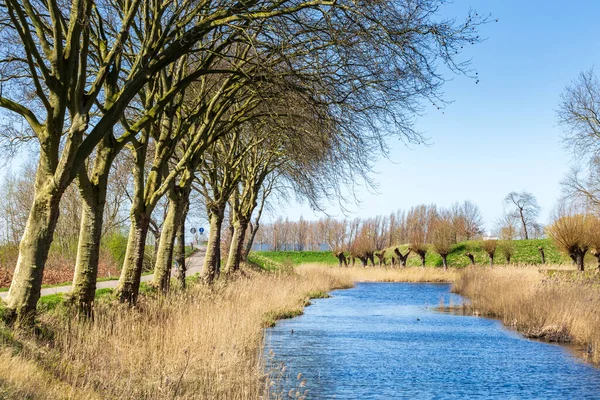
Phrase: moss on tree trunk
[
  {"left": 71, "top": 193, "right": 105, "bottom": 314},
  {"left": 115, "top": 214, "right": 151, "bottom": 304},
  {"left": 202, "top": 205, "right": 225, "bottom": 284},
  {"left": 174, "top": 210, "right": 187, "bottom": 288},
  {"left": 5, "top": 186, "right": 62, "bottom": 324},
  {"left": 224, "top": 219, "right": 248, "bottom": 275},
  {"left": 152, "top": 195, "right": 182, "bottom": 293}
]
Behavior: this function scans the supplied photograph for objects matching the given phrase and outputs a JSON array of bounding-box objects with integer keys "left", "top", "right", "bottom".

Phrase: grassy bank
[
  {"left": 453, "top": 265, "right": 600, "bottom": 364},
  {"left": 251, "top": 239, "right": 571, "bottom": 269},
  {"left": 0, "top": 264, "right": 461, "bottom": 399},
  {"left": 0, "top": 267, "right": 353, "bottom": 399},
  {"left": 248, "top": 251, "right": 337, "bottom": 270}
]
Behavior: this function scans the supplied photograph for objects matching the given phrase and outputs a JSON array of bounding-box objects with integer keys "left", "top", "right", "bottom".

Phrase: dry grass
[
  {"left": 298, "top": 264, "right": 459, "bottom": 283},
  {"left": 0, "top": 349, "right": 101, "bottom": 400},
  {"left": 453, "top": 264, "right": 600, "bottom": 363},
  {"left": 0, "top": 268, "right": 353, "bottom": 399}
]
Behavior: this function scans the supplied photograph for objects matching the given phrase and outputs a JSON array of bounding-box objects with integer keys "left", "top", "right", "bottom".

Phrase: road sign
[
  {"left": 190, "top": 228, "right": 196, "bottom": 234},
  {"left": 199, "top": 227, "right": 205, "bottom": 234}
]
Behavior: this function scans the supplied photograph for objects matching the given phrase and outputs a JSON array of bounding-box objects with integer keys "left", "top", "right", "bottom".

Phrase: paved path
[{"left": 0, "top": 246, "right": 206, "bottom": 300}]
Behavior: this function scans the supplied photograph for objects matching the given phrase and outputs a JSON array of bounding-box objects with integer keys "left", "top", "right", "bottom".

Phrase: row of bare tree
[
  {"left": 254, "top": 193, "right": 545, "bottom": 268},
  {"left": 0, "top": 0, "right": 488, "bottom": 323}
]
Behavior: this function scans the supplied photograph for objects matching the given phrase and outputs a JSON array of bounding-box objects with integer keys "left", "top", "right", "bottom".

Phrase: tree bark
[
  {"left": 335, "top": 252, "right": 348, "bottom": 267},
  {"left": 242, "top": 221, "right": 259, "bottom": 261},
  {"left": 465, "top": 253, "right": 475, "bottom": 265},
  {"left": 71, "top": 189, "right": 105, "bottom": 314},
  {"left": 367, "top": 252, "right": 375, "bottom": 267},
  {"left": 175, "top": 203, "right": 188, "bottom": 289},
  {"left": 576, "top": 252, "right": 585, "bottom": 272},
  {"left": 519, "top": 210, "right": 529, "bottom": 240},
  {"left": 418, "top": 251, "right": 426, "bottom": 267},
  {"left": 71, "top": 142, "right": 114, "bottom": 314},
  {"left": 224, "top": 219, "right": 248, "bottom": 275},
  {"left": 441, "top": 254, "right": 448, "bottom": 271},
  {"left": 152, "top": 194, "right": 183, "bottom": 293},
  {"left": 202, "top": 205, "right": 225, "bottom": 284},
  {"left": 115, "top": 213, "right": 151, "bottom": 304},
  {"left": 5, "top": 184, "right": 62, "bottom": 324}
]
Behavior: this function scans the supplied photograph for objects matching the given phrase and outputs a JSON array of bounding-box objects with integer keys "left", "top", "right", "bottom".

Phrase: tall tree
[{"left": 504, "top": 191, "right": 541, "bottom": 240}]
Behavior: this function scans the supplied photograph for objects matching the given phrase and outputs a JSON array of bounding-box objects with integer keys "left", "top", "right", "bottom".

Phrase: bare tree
[
  {"left": 430, "top": 211, "right": 455, "bottom": 270},
  {"left": 504, "top": 191, "right": 541, "bottom": 240},
  {"left": 546, "top": 208, "right": 592, "bottom": 272},
  {"left": 452, "top": 200, "right": 485, "bottom": 241},
  {"left": 557, "top": 69, "right": 600, "bottom": 214},
  {"left": 407, "top": 205, "right": 436, "bottom": 267}
]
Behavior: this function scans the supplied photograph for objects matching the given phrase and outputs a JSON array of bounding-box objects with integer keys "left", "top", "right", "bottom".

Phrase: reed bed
[
  {"left": 453, "top": 264, "right": 600, "bottom": 363},
  {"left": 0, "top": 268, "right": 353, "bottom": 399},
  {"left": 6, "top": 263, "right": 590, "bottom": 399},
  {"left": 298, "top": 264, "right": 459, "bottom": 283}
]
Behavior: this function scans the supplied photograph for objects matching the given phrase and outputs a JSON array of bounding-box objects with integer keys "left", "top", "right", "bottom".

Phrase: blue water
[{"left": 266, "top": 282, "right": 600, "bottom": 399}]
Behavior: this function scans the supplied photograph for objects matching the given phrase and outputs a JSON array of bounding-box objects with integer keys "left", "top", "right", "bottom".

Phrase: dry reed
[
  {"left": 0, "top": 265, "right": 483, "bottom": 399},
  {"left": 453, "top": 264, "right": 600, "bottom": 363},
  {"left": 0, "top": 268, "right": 353, "bottom": 399},
  {"left": 298, "top": 264, "right": 459, "bottom": 283}
]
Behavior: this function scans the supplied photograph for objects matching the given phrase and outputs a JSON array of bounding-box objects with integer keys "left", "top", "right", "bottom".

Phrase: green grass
[
  {"left": 36, "top": 293, "right": 66, "bottom": 313},
  {"left": 248, "top": 251, "right": 337, "bottom": 271},
  {"left": 250, "top": 239, "right": 574, "bottom": 270}
]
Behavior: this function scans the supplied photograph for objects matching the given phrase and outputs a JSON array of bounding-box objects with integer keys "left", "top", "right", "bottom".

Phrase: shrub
[{"left": 102, "top": 232, "right": 129, "bottom": 268}]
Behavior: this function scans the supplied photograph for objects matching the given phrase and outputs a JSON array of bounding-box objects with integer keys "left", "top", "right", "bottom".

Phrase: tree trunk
[
  {"left": 489, "top": 253, "right": 494, "bottom": 266},
  {"left": 71, "top": 189, "right": 105, "bottom": 314},
  {"left": 367, "top": 252, "right": 375, "bottom": 267},
  {"left": 465, "top": 253, "right": 475, "bottom": 265},
  {"left": 5, "top": 186, "right": 62, "bottom": 324},
  {"left": 202, "top": 205, "right": 225, "bottom": 283},
  {"left": 242, "top": 221, "right": 259, "bottom": 261},
  {"left": 418, "top": 251, "right": 426, "bottom": 267},
  {"left": 519, "top": 210, "right": 529, "bottom": 240},
  {"left": 576, "top": 252, "right": 585, "bottom": 272},
  {"left": 335, "top": 252, "right": 348, "bottom": 267},
  {"left": 441, "top": 254, "right": 448, "bottom": 271},
  {"left": 505, "top": 254, "right": 511, "bottom": 264},
  {"left": 152, "top": 194, "right": 182, "bottom": 293},
  {"left": 175, "top": 204, "right": 187, "bottom": 289},
  {"left": 538, "top": 247, "right": 545, "bottom": 264},
  {"left": 224, "top": 219, "right": 248, "bottom": 274},
  {"left": 71, "top": 145, "right": 113, "bottom": 314},
  {"left": 115, "top": 214, "right": 151, "bottom": 304}
]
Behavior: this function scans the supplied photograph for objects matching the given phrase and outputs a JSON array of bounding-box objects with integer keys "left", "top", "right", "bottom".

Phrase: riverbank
[
  {"left": 0, "top": 265, "right": 460, "bottom": 399},
  {"left": 298, "top": 264, "right": 459, "bottom": 283},
  {"left": 452, "top": 265, "right": 600, "bottom": 364}
]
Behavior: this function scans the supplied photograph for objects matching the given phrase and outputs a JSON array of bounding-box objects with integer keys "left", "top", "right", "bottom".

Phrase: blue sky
[{"left": 272, "top": 0, "right": 600, "bottom": 232}]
